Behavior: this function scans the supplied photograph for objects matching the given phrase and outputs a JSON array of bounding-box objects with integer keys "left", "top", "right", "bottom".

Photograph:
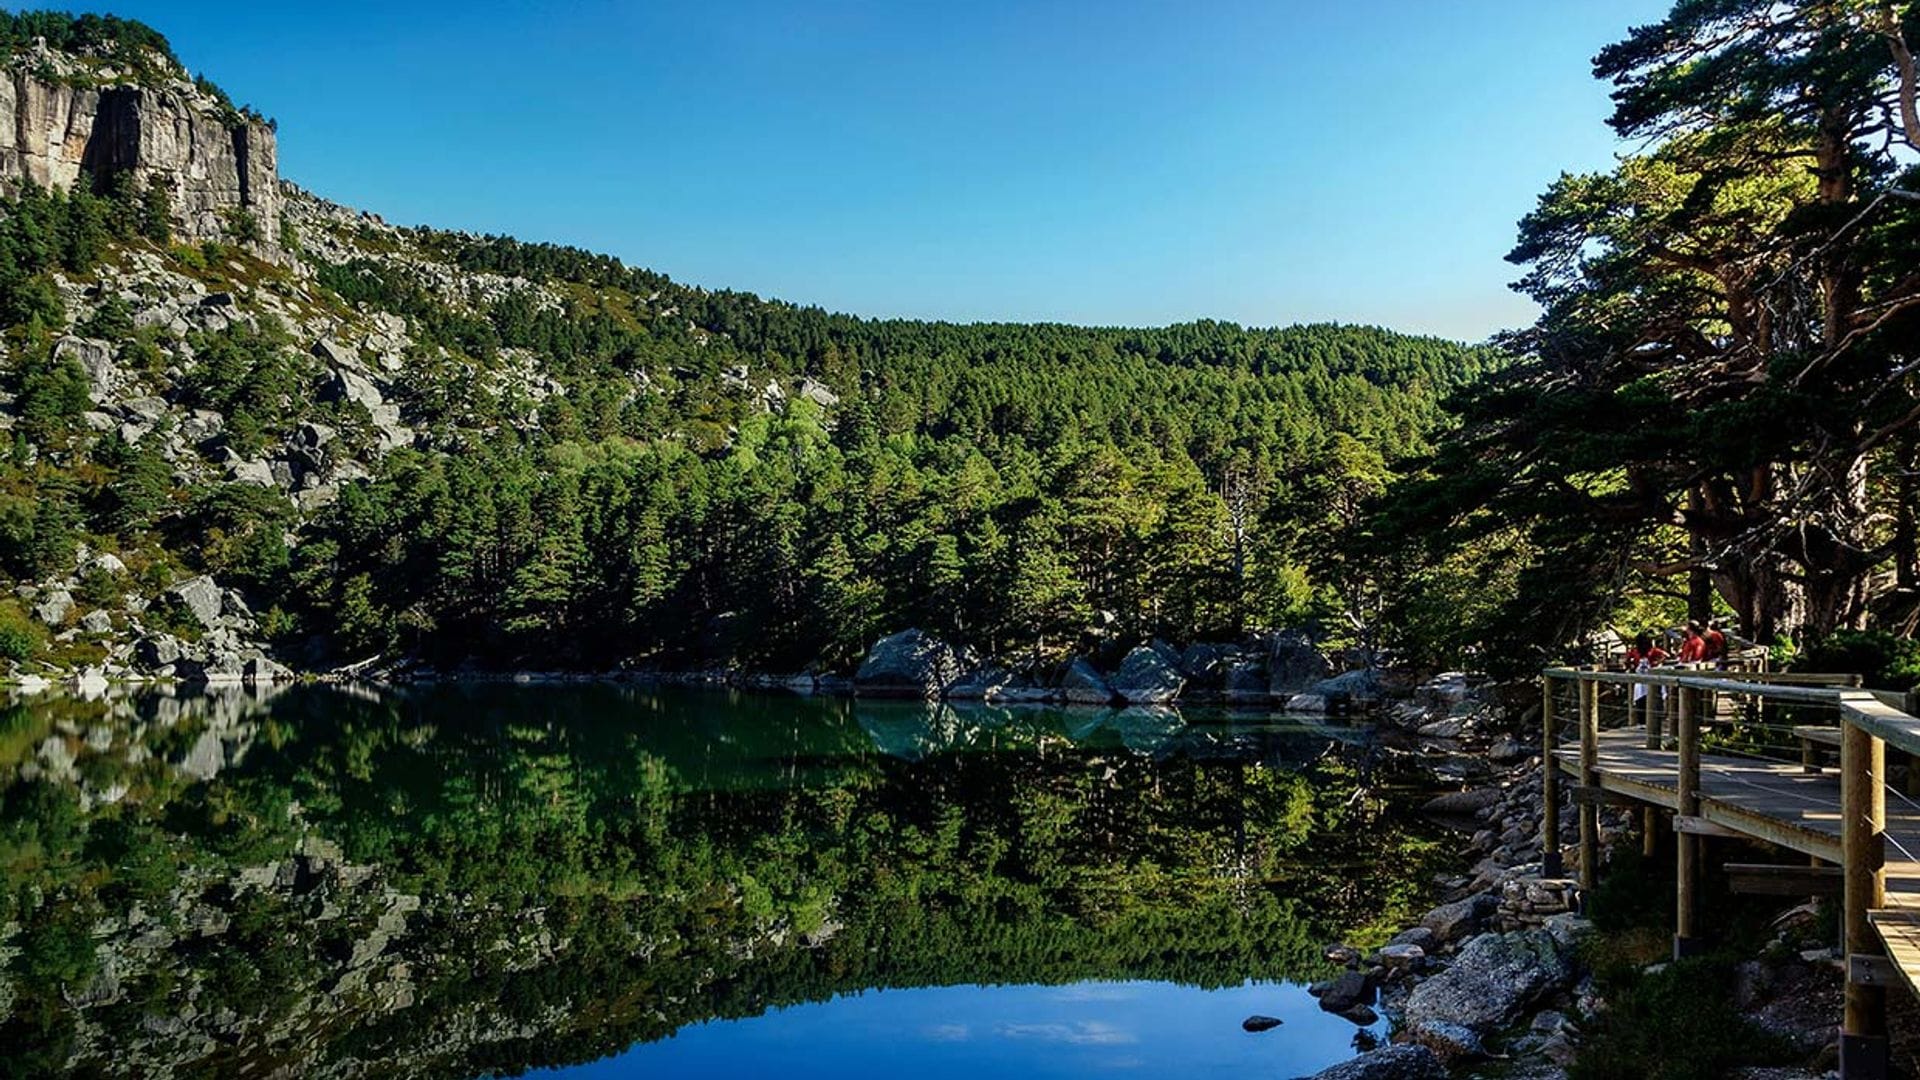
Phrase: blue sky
[{"left": 67, "top": 1, "right": 1667, "bottom": 340}]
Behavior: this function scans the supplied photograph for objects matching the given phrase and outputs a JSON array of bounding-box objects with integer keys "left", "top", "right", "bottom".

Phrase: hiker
[
  {"left": 1677, "top": 622, "right": 1706, "bottom": 664},
  {"left": 1702, "top": 620, "right": 1727, "bottom": 665},
  {"left": 1625, "top": 632, "right": 1667, "bottom": 669}
]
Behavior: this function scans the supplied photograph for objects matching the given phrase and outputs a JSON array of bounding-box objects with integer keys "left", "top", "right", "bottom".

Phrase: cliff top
[{"left": 1, "top": 9, "right": 268, "bottom": 127}]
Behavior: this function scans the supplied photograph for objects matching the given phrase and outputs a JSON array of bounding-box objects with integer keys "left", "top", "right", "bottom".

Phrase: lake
[{"left": 0, "top": 682, "right": 1445, "bottom": 1078}]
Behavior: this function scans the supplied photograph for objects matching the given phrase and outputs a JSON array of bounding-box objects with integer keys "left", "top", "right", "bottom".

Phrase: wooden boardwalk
[
  {"left": 1551, "top": 729, "right": 1920, "bottom": 913},
  {"left": 1542, "top": 667, "right": 1920, "bottom": 1077}
]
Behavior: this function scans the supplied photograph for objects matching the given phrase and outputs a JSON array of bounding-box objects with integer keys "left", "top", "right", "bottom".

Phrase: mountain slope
[{"left": 0, "top": 15, "right": 1503, "bottom": 683}]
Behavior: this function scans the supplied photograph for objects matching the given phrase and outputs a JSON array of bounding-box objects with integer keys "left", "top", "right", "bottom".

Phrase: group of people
[{"left": 1624, "top": 620, "right": 1728, "bottom": 670}]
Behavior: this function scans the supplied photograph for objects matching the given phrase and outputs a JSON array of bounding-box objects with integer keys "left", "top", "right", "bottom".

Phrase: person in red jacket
[
  {"left": 1677, "top": 622, "right": 1706, "bottom": 664},
  {"left": 1701, "top": 620, "right": 1727, "bottom": 665}
]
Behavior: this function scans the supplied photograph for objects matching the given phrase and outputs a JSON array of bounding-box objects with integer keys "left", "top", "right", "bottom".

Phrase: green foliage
[
  {"left": 1795, "top": 630, "right": 1920, "bottom": 691},
  {"left": 0, "top": 598, "right": 42, "bottom": 661},
  {"left": 1569, "top": 957, "right": 1794, "bottom": 1080},
  {"left": 1376, "top": 0, "right": 1920, "bottom": 664},
  {"left": 176, "top": 322, "right": 305, "bottom": 455}
]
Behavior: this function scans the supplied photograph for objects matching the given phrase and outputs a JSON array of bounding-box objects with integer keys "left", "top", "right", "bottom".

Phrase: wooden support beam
[
  {"left": 1850, "top": 953, "right": 1899, "bottom": 988},
  {"left": 1840, "top": 722, "right": 1889, "bottom": 1078},
  {"left": 1672, "top": 814, "right": 1741, "bottom": 838},
  {"left": 1676, "top": 686, "right": 1700, "bottom": 957},
  {"left": 1541, "top": 676, "right": 1560, "bottom": 878},
  {"left": 1579, "top": 675, "right": 1599, "bottom": 893},
  {"left": 1572, "top": 785, "right": 1642, "bottom": 807},
  {"left": 1725, "top": 863, "right": 1845, "bottom": 897}
]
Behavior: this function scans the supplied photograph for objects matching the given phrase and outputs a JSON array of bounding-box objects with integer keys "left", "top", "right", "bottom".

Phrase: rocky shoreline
[{"left": 1295, "top": 688, "right": 1848, "bottom": 1080}]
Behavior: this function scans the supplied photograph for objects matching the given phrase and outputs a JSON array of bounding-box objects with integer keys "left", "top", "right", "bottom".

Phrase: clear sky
[{"left": 60, "top": 1, "right": 1669, "bottom": 341}]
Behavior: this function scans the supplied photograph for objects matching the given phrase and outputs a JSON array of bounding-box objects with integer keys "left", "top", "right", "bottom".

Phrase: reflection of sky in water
[{"left": 542, "top": 980, "right": 1378, "bottom": 1078}]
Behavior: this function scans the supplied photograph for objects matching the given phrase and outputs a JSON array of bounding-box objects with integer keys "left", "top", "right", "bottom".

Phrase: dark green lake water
[{"left": 0, "top": 683, "right": 1444, "bottom": 1078}]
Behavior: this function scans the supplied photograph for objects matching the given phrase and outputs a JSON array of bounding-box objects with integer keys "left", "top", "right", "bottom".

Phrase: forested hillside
[{"left": 0, "top": 14, "right": 1501, "bottom": 678}]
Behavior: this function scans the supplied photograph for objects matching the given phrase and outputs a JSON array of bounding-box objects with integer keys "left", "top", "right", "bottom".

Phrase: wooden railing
[{"left": 1540, "top": 665, "right": 1918, "bottom": 1079}]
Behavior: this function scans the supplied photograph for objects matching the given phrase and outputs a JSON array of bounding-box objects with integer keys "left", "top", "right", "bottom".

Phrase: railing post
[
  {"left": 1675, "top": 685, "right": 1700, "bottom": 957},
  {"left": 1840, "top": 711, "right": 1888, "bottom": 1079},
  {"left": 1638, "top": 675, "right": 1659, "bottom": 857},
  {"left": 1541, "top": 675, "right": 1562, "bottom": 877},
  {"left": 1580, "top": 674, "right": 1599, "bottom": 893}
]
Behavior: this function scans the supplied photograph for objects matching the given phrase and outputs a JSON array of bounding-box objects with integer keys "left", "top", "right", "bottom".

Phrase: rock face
[
  {"left": 1302, "top": 1045, "right": 1446, "bottom": 1080},
  {"left": 1403, "top": 928, "right": 1575, "bottom": 1034},
  {"left": 0, "top": 57, "right": 282, "bottom": 251},
  {"left": 1109, "top": 643, "right": 1185, "bottom": 704},
  {"left": 853, "top": 629, "right": 961, "bottom": 698}
]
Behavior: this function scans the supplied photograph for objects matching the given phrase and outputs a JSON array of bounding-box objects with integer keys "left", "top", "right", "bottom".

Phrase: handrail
[
  {"left": 1841, "top": 692, "right": 1920, "bottom": 760},
  {"left": 1543, "top": 667, "right": 1850, "bottom": 704}
]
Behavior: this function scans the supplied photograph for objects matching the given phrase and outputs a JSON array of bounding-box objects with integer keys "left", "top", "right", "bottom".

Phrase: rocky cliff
[{"left": 0, "top": 39, "right": 279, "bottom": 251}]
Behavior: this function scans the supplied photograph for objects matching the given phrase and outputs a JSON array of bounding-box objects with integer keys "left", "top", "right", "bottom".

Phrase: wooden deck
[
  {"left": 1542, "top": 667, "right": 1920, "bottom": 1076},
  {"left": 1554, "top": 728, "right": 1920, "bottom": 980}
]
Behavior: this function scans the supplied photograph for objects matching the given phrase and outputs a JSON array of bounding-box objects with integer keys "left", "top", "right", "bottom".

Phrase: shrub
[
  {"left": 0, "top": 598, "right": 43, "bottom": 661},
  {"left": 1795, "top": 629, "right": 1920, "bottom": 690}
]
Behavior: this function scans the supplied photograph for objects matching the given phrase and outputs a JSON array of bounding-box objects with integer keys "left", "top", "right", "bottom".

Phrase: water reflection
[{"left": 0, "top": 683, "right": 1439, "bottom": 1078}]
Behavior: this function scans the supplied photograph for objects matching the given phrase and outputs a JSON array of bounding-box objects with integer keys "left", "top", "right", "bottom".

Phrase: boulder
[
  {"left": 32, "top": 589, "right": 73, "bottom": 626},
  {"left": 1224, "top": 658, "right": 1270, "bottom": 702},
  {"left": 1409, "top": 1020, "right": 1488, "bottom": 1062},
  {"left": 229, "top": 458, "right": 275, "bottom": 486},
  {"left": 242, "top": 656, "right": 293, "bottom": 684},
  {"left": 313, "top": 338, "right": 359, "bottom": 368},
  {"left": 796, "top": 377, "right": 840, "bottom": 407},
  {"left": 87, "top": 552, "right": 127, "bottom": 577},
  {"left": 1315, "top": 969, "right": 1376, "bottom": 1012},
  {"left": 1420, "top": 892, "right": 1497, "bottom": 944},
  {"left": 136, "top": 636, "right": 182, "bottom": 668},
  {"left": 854, "top": 629, "right": 962, "bottom": 698},
  {"left": 79, "top": 610, "right": 112, "bottom": 634},
  {"left": 1404, "top": 928, "right": 1576, "bottom": 1034},
  {"left": 1268, "top": 630, "right": 1330, "bottom": 693},
  {"left": 321, "top": 366, "right": 386, "bottom": 412},
  {"left": 1059, "top": 657, "right": 1116, "bottom": 704},
  {"left": 1421, "top": 788, "right": 1502, "bottom": 816},
  {"left": 1242, "top": 1014, "right": 1284, "bottom": 1033},
  {"left": 1110, "top": 642, "right": 1185, "bottom": 704},
  {"left": 54, "top": 336, "right": 118, "bottom": 403},
  {"left": 1301, "top": 1045, "right": 1445, "bottom": 1080},
  {"left": 944, "top": 665, "right": 1007, "bottom": 700},
  {"left": 1312, "top": 668, "right": 1385, "bottom": 704},
  {"left": 170, "top": 576, "right": 224, "bottom": 629}
]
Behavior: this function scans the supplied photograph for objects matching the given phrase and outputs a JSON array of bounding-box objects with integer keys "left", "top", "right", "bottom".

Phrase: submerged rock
[{"left": 1242, "top": 1014, "right": 1283, "bottom": 1032}]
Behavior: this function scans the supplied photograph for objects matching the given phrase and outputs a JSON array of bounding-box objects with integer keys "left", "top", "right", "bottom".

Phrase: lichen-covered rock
[
  {"left": 853, "top": 629, "right": 961, "bottom": 698},
  {"left": 1404, "top": 928, "right": 1575, "bottom": 1034},
  {"left": 169, "top": 575, "right": 224, "bottom": 629},
  {"left": 1302, "top": 1045, "right": 1446, "bottom": 1080},
  {"left": 1059, "top": 657, "right": 1116, "bottom": 704},
  {"left": 1420, "top": 892, "right": 1497, "bottom": 944},
  {"left": 1109, "top": 642, "right": 1185, "bottom": 703}
]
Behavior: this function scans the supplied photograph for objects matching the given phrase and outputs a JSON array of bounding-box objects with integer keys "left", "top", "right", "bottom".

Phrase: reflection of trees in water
[{"left": 0, "top": 684, "right": 1443, "bottom": 1078}]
